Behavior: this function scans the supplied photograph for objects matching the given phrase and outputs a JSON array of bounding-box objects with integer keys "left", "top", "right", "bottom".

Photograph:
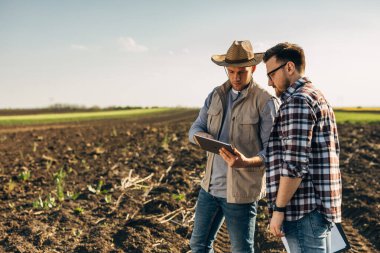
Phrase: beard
[{"left": 275, "top": 77, "right": 292, "bottom": 97}]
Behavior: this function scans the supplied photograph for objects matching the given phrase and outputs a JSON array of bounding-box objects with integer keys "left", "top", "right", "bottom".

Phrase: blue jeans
[
  {"left": 283, "top": 210, "right": 332, "bottom": 253},
  {"left": 190, "top": 188, "right": 257, "bottom": 253}
]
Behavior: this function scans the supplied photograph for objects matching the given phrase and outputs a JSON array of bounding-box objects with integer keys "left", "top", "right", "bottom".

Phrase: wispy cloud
[{"left": 118, "top": 37, "right": 148, "bottom": 53}]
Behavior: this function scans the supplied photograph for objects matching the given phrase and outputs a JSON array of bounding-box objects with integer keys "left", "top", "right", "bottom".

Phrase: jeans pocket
[
  {"left": 309, "top": 211, "right": 331, "bottom": 238},
  {"left": 283, "top": 220, "right": 297, "bottom": 236}
]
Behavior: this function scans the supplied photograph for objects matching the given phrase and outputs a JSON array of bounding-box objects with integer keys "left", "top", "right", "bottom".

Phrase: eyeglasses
[{"left": 267, "top": 62, "right": 287, "bottom": 81}]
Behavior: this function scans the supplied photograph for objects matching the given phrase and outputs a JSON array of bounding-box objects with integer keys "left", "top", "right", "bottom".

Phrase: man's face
[
  {"left": 226, "top": 66, "right": 255, "bottom": 91},
  {"left": 265, "top": 56, "right": 290, "bottom": 97}
]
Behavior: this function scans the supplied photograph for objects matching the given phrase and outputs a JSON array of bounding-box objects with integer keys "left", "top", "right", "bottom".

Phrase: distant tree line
[
  {"left": 47, "top": 103, "right": 146, "bottom": 111},
  {"left": 0, "top": 104, "right": 157, "bottom": 116}
]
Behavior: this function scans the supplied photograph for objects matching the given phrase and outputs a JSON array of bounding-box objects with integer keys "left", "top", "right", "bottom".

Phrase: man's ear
[
  {"left": 287, "top": 62, "right": 296, "bottom": 74},
  {"left": 251, "top": 65, "right": 257, "bottom": 73}
]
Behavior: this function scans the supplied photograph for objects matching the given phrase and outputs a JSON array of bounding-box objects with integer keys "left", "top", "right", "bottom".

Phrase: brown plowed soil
[{"left": 0, "top": 110, "right": 378, "bottom": 252}]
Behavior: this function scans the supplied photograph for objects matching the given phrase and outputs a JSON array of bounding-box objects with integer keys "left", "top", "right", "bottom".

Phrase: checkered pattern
[{"left": 266, "top": 77, "right": 342, "bottom": 222}]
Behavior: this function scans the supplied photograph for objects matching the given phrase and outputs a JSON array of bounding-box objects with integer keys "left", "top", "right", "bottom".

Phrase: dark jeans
[
  {"left": 190, "top": 188, "right": 257, "bottom": 253},
  {"left": 283, "top": 209, "right": 332, "bottom": 253}
]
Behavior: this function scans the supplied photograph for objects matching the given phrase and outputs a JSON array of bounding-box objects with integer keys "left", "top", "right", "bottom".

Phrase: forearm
[
  {"left": 245, "top": 155, "right": 264, "bottom": 167},
  {"left": 275, "top": 176, "right": 302, "bottom": 207},
  {"left": 219, "top": 149, "right": 264, "bottom": 168}
]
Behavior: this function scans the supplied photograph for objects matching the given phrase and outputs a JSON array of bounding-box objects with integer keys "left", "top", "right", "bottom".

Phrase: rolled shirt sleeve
[{"left": 279, "top": 97, "right": 316, "bottom": 178}]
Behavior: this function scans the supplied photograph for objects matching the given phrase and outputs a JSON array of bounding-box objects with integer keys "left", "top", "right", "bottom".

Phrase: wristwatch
[{"left": 273, "top": 203, "right": 286, "bottom": 213}]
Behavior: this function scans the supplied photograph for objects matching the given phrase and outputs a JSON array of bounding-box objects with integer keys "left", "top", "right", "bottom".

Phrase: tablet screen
[{"left": 194, "top": 134, "right": 234, "bottom": 155}]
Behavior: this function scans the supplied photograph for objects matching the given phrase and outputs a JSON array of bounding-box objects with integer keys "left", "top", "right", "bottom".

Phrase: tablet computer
[
  {"left": 194, "top": 134, "right": 235, "bottom": 155},
  {"left": 282, "top": 222, "right": 350, "bottom": 253}
]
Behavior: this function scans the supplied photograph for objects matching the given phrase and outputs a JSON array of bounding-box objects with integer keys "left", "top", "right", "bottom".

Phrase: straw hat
[{"left": 211, "top": 40, "right": 264, "bottom": 67}]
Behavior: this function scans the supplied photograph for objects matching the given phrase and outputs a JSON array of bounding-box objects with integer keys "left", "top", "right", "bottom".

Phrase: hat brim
[{"left": 211, "top": 53, "right": 264, "bottom": 67}]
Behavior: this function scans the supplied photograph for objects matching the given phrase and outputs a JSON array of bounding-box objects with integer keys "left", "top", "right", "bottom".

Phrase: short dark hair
[{"left": 263, "top": 42, "right": 305, "bottom": 73}]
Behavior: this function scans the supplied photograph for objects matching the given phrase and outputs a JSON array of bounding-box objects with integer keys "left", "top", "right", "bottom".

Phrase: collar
[
  {"left": 280, "top": 76, "right": 311, "bottom": 103},
  {"left": 231, "top": 88, "right": 240, "bottom": 94},
  {"left": 222, "top": 79, "right": 253, "bottom": 98},
  {"left": 217, "top": 78, "right": 256, "bottom": 110}
]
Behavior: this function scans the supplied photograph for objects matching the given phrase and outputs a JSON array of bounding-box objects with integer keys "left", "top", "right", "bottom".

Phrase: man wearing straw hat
[{"left": 188, "top": 40, "right": 278, "bottom": 252}]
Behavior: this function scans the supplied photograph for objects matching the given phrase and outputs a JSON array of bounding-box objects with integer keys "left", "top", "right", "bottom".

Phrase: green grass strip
[
  {"left": 335, "top": 111, "right": 380, "bottom": 123},
  {"left": 334, "top": 107, "right": 380, "bottom": 112},
  {"left": 0, "top": 108, "right": 184, "bottom": 125},
  {"left": 1, "top": 107, "right": 378, "bottom": 125}
]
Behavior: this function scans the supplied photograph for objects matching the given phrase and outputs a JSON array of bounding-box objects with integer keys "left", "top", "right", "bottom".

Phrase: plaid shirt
[{"left": 266, "top": 77, "right": 342, "bottom": 222}]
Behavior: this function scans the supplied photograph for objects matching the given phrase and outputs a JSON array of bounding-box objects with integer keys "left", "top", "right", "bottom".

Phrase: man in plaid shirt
[{"left": 263, "top": 43, "right": 342, "bottom": 252}]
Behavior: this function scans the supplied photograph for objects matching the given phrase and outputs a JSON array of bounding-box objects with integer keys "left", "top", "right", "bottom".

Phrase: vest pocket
[
  {"left": 232, "top": 167, "right": 264, "bottom": 197},
  {"left": 207, "top": 107, "right": 221, "bottom": 135},
  {"left": 236, "top": 116, "right": 260, "bottom": 153}
]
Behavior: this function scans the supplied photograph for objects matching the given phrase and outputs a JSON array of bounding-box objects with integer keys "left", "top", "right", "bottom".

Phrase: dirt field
[{"left": 0, "top": 110, "right": 379, "bottom": 252}]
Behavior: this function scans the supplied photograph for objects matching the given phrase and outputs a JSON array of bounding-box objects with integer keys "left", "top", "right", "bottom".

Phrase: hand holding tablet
[{"left": 194, "top": 133, "right": 235, "bottom": 155}]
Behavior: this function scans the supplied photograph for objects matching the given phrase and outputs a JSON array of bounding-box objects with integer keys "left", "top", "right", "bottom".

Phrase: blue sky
[{"left": 1, "top": 0, "right": 379, "bottom": 108}]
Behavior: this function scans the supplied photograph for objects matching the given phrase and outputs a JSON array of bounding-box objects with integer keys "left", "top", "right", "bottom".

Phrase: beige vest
[{"left": 200, "top": 80, "right": 272, "bottom": 203}]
